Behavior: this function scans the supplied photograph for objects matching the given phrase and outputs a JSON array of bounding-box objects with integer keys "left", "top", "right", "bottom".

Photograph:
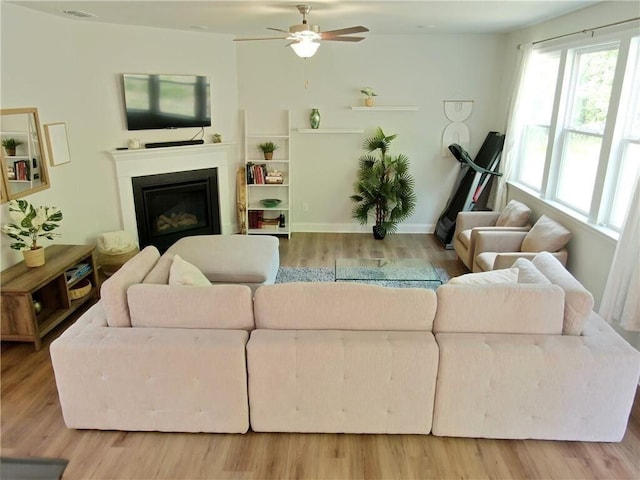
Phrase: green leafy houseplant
[
  {"left": 257, "top": 141, "right": 279, "bottom": 160},
  {"left": 257, "top": 141, "right": 278, "bottom": 153},
  {"left": 350, "top": 127, "right": 416, "bottom": 239},
  {"left": 2, "top": 199, "right": 63, "bottom": 250},
  {"left": 2, "top": 138, "right": 23, "bottom": 155},
  {"left": 360, "top": 87, "right": 377, "bottom": 99}
]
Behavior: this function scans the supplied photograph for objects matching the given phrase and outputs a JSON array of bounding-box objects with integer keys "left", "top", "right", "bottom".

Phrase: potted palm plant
[
  {"left": 2, "top": 199, "right": 63, "bottom": 267},
  {"left": 257, "top": 141, "right": 278, "bottom": 160},
  {"left": 2, "top": 138, "right": 23, "bottom": 156},
  {"left": 350, "top": 127, "right": 416, "bottom": 239}
]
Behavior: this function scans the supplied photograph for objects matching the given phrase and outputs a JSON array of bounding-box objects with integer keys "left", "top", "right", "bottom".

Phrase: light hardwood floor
[{"left": 1, "top": 233, "right": 638, "bottom": 479}]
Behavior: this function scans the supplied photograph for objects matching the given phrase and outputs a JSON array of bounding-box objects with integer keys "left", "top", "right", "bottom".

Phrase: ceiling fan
[{"left": 233, "top": 4, "right": 369, "bottom": 58}]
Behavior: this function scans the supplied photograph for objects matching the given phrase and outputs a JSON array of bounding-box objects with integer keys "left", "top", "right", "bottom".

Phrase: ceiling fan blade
[
  {"left": 321, "top": 26, "right": 369, "bottom": 36},
  {"left": 233, "top": 36, "right": 288, "bottom": 42},
  {"left": 267, "top": 27, "right": 290, "bottom": 34},
  {"left": 322, "top": 36, "right": 366, "bottom": 42}
]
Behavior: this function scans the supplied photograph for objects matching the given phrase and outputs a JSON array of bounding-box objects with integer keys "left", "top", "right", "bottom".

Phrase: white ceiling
[{"left": 9, "top": 1, "right": 600, "bottom": 36}]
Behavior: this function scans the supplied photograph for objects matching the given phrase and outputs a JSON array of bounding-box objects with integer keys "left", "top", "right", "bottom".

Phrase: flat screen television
[{"left": 122, "top": 73, "right": 211, "bottom": 131}]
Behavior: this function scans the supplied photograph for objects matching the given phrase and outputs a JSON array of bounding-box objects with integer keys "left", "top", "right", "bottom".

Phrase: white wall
[
  {"left": 237, "top": 33, "right": 507, "bottom": 233},
  {"left": 0, "top": 3, "right": 239, "bottom": 268}
]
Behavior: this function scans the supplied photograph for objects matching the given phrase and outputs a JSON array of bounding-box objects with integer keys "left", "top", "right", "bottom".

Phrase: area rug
[
  {"left": 0, "top": 457, "right": 68, "bottom": 480},
  {"left": 275, "top": 266, "right": 448, "bottom": 289}
]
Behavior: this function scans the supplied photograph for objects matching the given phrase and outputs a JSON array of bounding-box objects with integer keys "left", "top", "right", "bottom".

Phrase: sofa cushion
[
  {"left": 521, "top": 215, "right": 572, "bottom": 252},
  {"left": 143, "top": 252, "right": 173, "bottom": 284},
  {"left": 254, "top": 282, "right": 436, "bottom": 331},
  {"left": 513, "top": 257, "right": 552, "bottom": 284},
  {"left": 434, "top": 284, "right": 564, "bottom": 334},
  {"left": 495, "top": 200, "right": 531, "bottom": 227},
  {"left": 127, "top": 284, "right": 254, "bottom": 330},
  {"left": 532, "top": 252, "right": 594, "bottom": 335},
  {"left": 166, "top": 234, "right": 279, "bottom": 284},
  {"left": 448, "top": 268, "right": 518, "bottom": 285},
  {"left": 169, "top": 255, "right": 212, "bottom": 286},
  {"left": 100, "top": 246, "right": 160, "bottom": 327}
]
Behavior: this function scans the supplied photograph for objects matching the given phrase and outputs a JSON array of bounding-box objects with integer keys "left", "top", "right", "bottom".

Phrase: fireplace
[
  {"left": 132, "top": 168, "right": 221, "bottom": 252},
  {"left": 110, "top": 144, "right": 233, "bottom": 244}
]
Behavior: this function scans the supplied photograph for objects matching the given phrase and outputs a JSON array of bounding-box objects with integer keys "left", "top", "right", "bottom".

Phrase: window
[
  {"left": 514, "top": 52, "right": 560, "bottom": 190},
  {"left": 511, "top": 31, "right": 640, "bottom": 234}
]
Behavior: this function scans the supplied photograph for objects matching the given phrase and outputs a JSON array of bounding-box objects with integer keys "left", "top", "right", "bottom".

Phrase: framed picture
[{"left": 44, "top": 122, "right": 71, "bottom": 166}]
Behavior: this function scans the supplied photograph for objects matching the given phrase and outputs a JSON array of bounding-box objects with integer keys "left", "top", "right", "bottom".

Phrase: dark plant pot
[{"left": 372, "top": 225, "right": 386, "bottom": 240}]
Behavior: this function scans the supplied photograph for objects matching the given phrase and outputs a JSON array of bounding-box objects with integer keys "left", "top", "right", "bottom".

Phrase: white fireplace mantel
[{"left": 110, "top": 143, "right": 235, "bottom": 243}]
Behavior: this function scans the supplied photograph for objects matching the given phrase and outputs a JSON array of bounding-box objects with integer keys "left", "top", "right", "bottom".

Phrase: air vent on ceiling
[{"left": 61, "top": 10, "right": 97, "bottom": 18}]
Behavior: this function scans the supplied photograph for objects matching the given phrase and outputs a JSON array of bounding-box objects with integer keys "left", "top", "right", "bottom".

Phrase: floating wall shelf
[
  {"left": 351, "top": 106, "right": 420, "bottom": 111},
  {"left": 297, "top": 128, "right": 364, "bottom": 134}
]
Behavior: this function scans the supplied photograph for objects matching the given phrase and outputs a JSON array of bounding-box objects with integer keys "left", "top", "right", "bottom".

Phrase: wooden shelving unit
[{"left": 0, "top": 244, "right": 99, "bottom": 350}]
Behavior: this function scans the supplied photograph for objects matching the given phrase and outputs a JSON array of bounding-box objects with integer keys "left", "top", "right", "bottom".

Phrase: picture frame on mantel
[{"left": 44, "top": 122, "right": 71, "bottom": 166}]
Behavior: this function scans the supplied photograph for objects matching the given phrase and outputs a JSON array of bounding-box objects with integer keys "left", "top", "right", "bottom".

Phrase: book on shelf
[{"left": 65, "top": 263, "right": 91, "bottom": 284}]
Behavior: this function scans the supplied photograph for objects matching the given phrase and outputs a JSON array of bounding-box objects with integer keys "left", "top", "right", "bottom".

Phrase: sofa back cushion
[
  {"left": 254, "top": 283, "right": 436, "bottom": 331},
  {"left": 532, "top": 252, "right": 594, "bottom": 335},
  {"left": 521, "top": 215, "right": 572, "bottom": 252},
  {"left": 495, "top": 200, "right": 531, "bottom": 227},
  {"left": 434, "top": 284, "right": 564, "bottom": 334},
  {"left": 128, "top": 284, "right": 254, "bottom": 330},
  {"left": 100, "top": 246, "right": 160, "bottom": 327},
  {"left": 513, "top": 257, "right": 552, "bottom": 284},
  {"left": 142, "top": 252, "right": 173, "bottom": 284}
]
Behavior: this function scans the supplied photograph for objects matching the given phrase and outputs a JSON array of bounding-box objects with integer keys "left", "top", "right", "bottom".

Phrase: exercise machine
[{"left": 434, "top": 131, "right": 505, "bottom": 248}]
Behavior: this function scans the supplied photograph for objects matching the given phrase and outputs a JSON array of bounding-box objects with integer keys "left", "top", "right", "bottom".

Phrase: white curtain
[
  {"left": 494, "top": 43, "right": 533, "bottom": 210},
  {"left": 600, "top": 175, "right": 640, "bottom": 331}
]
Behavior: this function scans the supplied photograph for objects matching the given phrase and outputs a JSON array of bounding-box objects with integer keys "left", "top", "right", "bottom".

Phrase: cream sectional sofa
[{"left": 50, "top": 247, "right": 640, "bottom": 441}]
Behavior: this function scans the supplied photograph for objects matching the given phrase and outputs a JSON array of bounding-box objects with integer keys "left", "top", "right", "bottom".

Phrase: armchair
[
  {"left": 472, "top": 215, "right": 571, "bottom": 272},
  {"left": 454, "top": 200, "right": 532, "bottom": 270}
]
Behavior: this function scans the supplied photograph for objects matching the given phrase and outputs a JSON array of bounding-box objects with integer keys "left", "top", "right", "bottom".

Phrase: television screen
[{"left": 122, "top": 73, "right": 211, "bottom": 131}]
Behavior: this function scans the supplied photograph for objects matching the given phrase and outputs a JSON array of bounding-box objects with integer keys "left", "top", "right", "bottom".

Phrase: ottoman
[{"left": 165, "top": 235, "right": 280, "bottom": 291}]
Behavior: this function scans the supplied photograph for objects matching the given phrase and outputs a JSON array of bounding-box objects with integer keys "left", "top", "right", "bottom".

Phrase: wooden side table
[{"left": 1, "top": 244, "right": 100, "bottom": 350}]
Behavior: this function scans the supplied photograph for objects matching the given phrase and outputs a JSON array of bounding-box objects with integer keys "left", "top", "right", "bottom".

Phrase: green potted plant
[
  {"left": 2, "top": 138, "right": 23, "bottom": 156},
  {"left": 360, "top": 87, "right": 378, "bottom": 107},
  {"left": 258, "top": 141, "right": 279, "bottom": 160},
  {"left": 350, "top": 127, "right": 416, "bottom": 239},
  {"left": 2, "top": 199, "right": 63, "bottom": 267}
]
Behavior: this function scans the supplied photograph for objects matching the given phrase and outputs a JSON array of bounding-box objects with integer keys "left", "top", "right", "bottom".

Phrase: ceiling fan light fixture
[{"left": 291, "top": 39, "right": 320, "bottom": 58}]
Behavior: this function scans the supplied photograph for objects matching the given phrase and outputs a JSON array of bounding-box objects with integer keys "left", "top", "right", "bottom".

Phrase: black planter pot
[{"left": 372, "top": 225, "right": 386, "bottom": 240}]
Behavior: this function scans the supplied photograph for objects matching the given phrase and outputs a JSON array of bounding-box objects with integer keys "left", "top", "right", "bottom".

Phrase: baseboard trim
[{"left": 291, "top": 223, "right": 436, "bottom": 234}]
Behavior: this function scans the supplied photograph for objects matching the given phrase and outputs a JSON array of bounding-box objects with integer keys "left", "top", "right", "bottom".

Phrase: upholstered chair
[
  {"left": 454, "top": 200, "right": 532, "bottom": 270},
  {"left": 472, "top": 215, "right": 571, "bottom": 272}
]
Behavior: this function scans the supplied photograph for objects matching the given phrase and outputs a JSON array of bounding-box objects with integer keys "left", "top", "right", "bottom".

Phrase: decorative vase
[
  {"left": 5, "top": 147, "right": 16, "bottom": 156},
  {"left": 365, "top": 97, "right": 374, "bottom": 107},
  {"left": 310, "top": 108, "right": 321, "bottom": 129},
  {"left": 212, "top": 133, "right": 222, "bottom": 143},
  {"left": 23, "top": 247, "right": 45, "bottom": 267},
  {"left": 372, "top": 225, "right": 386, "bottom": 240},
  {"left": 264, "top": 152, "right": 273, "bottom": 160}
]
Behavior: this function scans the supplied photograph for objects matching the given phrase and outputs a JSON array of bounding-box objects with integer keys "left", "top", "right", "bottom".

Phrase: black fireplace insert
[{"left": 132, "top": 168, "right": 221, "bottom": 252}]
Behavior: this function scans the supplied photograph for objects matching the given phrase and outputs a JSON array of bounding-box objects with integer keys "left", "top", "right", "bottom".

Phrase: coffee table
[{"left": 334, "top": 258, "right": 443, "bottom": 287}]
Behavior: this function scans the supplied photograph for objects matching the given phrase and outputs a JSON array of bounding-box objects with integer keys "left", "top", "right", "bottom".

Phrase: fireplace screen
[{"left": 132, "top": 168, "right": 220, "bottom": 252}]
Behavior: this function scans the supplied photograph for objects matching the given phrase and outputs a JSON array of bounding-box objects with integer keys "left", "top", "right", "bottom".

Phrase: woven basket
[
  {"left": 69, "top": 279, "right": 92, "bottom": 300},
  {"left": 97, "top": 246, "right": 140, "bottom": 276}
]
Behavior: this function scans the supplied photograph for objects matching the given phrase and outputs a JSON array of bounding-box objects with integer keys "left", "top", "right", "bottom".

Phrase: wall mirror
[{"left": 0, "top": 107, "right": 50, "bottom": 202}]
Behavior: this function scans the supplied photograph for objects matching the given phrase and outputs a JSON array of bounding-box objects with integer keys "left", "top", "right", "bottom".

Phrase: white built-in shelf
[
  {"left": 297, "top": 128, "right": 364, "bottom": 134},
  {"left": 350, "top": 106, "right": 420, "bottom": 111}
]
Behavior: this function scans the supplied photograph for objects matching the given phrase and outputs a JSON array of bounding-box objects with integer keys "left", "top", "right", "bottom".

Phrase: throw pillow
[
  {"left": 513, "top": 257, "right": 552, "bottom": 284},
  {"left": 448, "top": 267, "right": 519, "bottom": 285},
  {"left": 521, "top": 215, "right": 572, "bottom": 252},
  {"left": 169, "top": 255, "right": 212, "bottom": 286},
  {"left": 495, "top": 200, "right": 531, "bottom": 227}
]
